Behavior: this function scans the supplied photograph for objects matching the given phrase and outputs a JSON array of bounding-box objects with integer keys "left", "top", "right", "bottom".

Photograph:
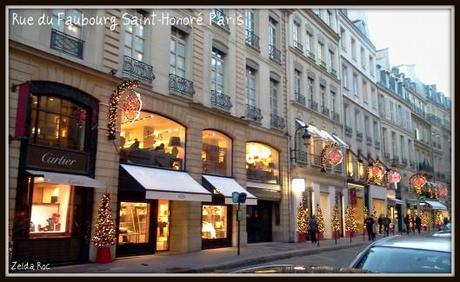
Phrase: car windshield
[{"left": 357, "top": 246, "right": 451, "bottom": 273}]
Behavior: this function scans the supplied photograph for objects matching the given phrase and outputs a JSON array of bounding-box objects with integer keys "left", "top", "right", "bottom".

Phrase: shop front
[
  {"left": 386, "top": 189, "right": 403, "bottom": 233},
  {"left": 12, "top": 81, "right": 101, "bottom": 265},
  {"left": 348, "top": 183, "right": 365, "bottom": 233}
]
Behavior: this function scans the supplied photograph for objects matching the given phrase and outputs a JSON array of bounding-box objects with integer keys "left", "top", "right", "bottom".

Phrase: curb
[{"left": 176, "top": 240, "right": 371, "bottom": 273}]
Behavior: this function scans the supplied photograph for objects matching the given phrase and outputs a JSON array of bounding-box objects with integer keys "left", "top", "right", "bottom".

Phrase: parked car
[
  {"left": 232, "top": 264, "right": 366, "bottom": 273},
  {"left": 349, "top": 236, "right": 451, "bottom": 273},
  {"left": 433, "top": 222, "right": 451, "bottom": 237}
]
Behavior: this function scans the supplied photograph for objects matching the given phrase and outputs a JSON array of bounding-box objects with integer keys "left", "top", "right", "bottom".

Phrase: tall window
[
  {"left": 211, "top": 48, "right": 225, "bottom": 93},
  {"left": 268, "top": 18, "right": 277, "bottom": 47},
  {"left": 351, "top": 38, "right": 356, "bottom": 60},
  {"left": 170, "top": 27, "right": 186, "bottom": 78},
  {"left": 353, "top": 74, "right": 358, "bottom": 95},
  {"left": 400, "top": 135, "right": 405, "bottom": 159},
  {"left": 362, "top": 80, "right": 368, "bottom": 103},
  {"left": 294, "top": 69, "right": 302, "bottom": 97},
  {"left": 245, "top": 9, "right": 255, "bottom": 33},
  {"left": 120, "top": 111, "right": 186, "bottom": 170},
  {"left": 318, "top": 42, "right": 324, "bottom": 61},
  {"left": 344, "top": 104, "right": 350, "bottom": 127},
  {"left": 52, "top": 9, "right": 82, "bottom": 38},
  {"left": 364, "top": 116, "right": 370, "bottom": 137},
  {"left": 202, "top": 130, "right": 232, "bottom": 176},
  {"left": 246, "top": 67, "right": 256, "bottom": 106},
  {"left": 355, "top": 110, "right": 362, "bottom": 133},
  {"left": 360, "top": 47, "right": 366, "bottom": 69},
  {"left": 342, "top": 65, "right": 349, "bottom": 88},
  {"left": 326, "top": 10, "right": 333, "bottom": 26},
  {"left": 306, "top": 31, "right": 313, "bottom": 52},
  {"left": 331, "top": 91, "right": 337, "bottom": 113},
  {"left": 293, "top": 21, "right": 300, "bottom": 47},
  {"left": 389, "top": 101, "right": 395, "bottom": 122},
  {"left": 124, "top": 13, "right": 145, "bottom": 61},
  {"left": 320, "top": 85, "right": 326, "bottom": 109},
  {"left": 328, "top": 49, "right": 334, "bottom": 70},
  {"left": 308, "top": 77, "right": 315, "bottom": 101},
  {"left": 391, "top": 132, "right": 397, "bottom": 156},
  {"left": 246, "top": 142, "right": 279, "bottom": 184},
  {"left": 270, "top": 79, "right": 279, "bottom": 115},
  {"left": 369, "top": 56, "right": 374, "bottom": 76},
  {"left": 30, "top": 95, "right": 87, "bottom": 150},
  {"left": 119, "top": 202, "right": 150, "bottom": 245},
  {"left": 30, "top": 181, "right": 72, "bottom": 237},
  {"left": 373, "top": 121, "right": 379, "bottom": 141},
  {"left": 382, "top": 127, "right": 387, "bottom": 154},
  {"left": 340, "top": 28, "right": 346, "bottom": 50}
]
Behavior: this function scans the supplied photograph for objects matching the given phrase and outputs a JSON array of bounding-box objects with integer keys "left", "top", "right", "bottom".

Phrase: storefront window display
[
  {"left": 156, "top": 200, "right": 170, "bottom": 251},
  {"left": 246, "top": 142, "right": 279, "bottom": 184},
  {"left": 30, "top": 181, "right": 72, "bottom": 237},
  {"left": 118, "top": 202, "right": 150, "bottom": 244},
  {"left": 30, "top": 95, "right": 87, "bottom": 151},
  {"left": 373, "top": 199, "right": 385, "bottom": 218},
  {"left": 355, "top": 197, "right": 365, "bottom": 232},
  {"left": 202, "top": 205, "right": 227, "bottom": 239},
  {"left": 120, "top": 112, "right": 185, "bottom": 170},
  {"left": 202, "top": 130, "right": 232, "bottom": 176}
]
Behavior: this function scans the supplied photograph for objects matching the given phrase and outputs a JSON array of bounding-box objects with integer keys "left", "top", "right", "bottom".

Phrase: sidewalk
[{"left": 49, "top": 233, "right": 394, "bottom": 274}]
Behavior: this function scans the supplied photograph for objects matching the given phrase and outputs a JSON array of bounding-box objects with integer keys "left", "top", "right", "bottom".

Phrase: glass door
[{"left": 156, "top": 200, "right": 170, "bottom": 251}]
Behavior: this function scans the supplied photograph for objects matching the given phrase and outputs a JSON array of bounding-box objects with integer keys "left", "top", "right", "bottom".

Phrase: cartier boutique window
[
  {"left": 29, "top": 180, "right": 72, "bottom": 237},
  {"left": 202, "top": 130, "right": 232, "bottom": 176},
  {"left": 202, "top": 205, "right": 227, "bottom": 239},
  {"left": 246, "top": 142, "right": 279, "bottom": 184},
  {"left": 30, "top": 95, "right": 87, "bottom": 151},
  {"left": 120, "top": 111, "right": 186, "bottom": 170}
]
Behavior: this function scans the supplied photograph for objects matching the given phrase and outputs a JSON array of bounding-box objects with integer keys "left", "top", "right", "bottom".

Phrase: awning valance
[
  {"left": 121, "top": 164, "right": 212, "bottom": 202},
  {"left": 202, "top": 175, "right": 257, "bottom": 205},
  {"left": 26, "top": 169, "right": 105, "bottom": 188},
  {"left": 387, "top": 197, "right": 404, "bottom": 205},
  {"left": 424, "top": 199, "right": 447, "bottom": 210}
]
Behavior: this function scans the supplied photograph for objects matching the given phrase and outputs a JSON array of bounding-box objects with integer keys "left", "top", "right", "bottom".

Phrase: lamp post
[{"left": 290, "top": 125, "right": 311, "bottom": 163}]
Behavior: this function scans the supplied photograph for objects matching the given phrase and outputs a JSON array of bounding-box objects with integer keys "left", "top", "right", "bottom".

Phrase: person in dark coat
[
  {"left": 404, "top": 214, "right": 410, "bottom": 235},
  {"left": 377, "top": 214, "right": 383, "bottom": 234},
  {"left": 411, "top": 215, "right": 416, "bottom": 233},
  {"left": 308, "top": 215, "right": 318, "bottom": 243},
  {"left": 415, "top": 215, "right": 422, "bottom": 234},
  {"left": 364, "top": 215, "right": 376, "bottom": 241},
  {"left": 383, "top": 216, "right": 391, "bottom": 236}
]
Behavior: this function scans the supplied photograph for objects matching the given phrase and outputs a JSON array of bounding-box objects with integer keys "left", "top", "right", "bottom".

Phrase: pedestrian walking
[
  {"left": 411, "top": 215, "right": 416, "bottom": 233},
  {"left": 383, "top": 216, "right": 391, "bottom": 236},
  {"left": 364, "top": 214, "right": 375, "bottom": 241},
  {"left": 308, "top": 215, "right": 318, "bottom": 244},
  {"left": 415, "top": 215, "right": 422, "bottom": 234},
  {"left": 404, "top": 214, "right": 410, "bottom": 235},
  {"left": 377, "top": 214, "right": 383, "bottom": 234}
]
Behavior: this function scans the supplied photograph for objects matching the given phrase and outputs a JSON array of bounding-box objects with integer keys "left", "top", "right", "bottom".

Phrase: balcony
[
  {"left": 295, "top": 92, "right": 306, "bottom": 106},
  {"left": 332, "top": 112, "right": 340, "bottom": 122},
  {"left": 321, "top": 106, "right": 330, "bottom": 117},
  {"left": 356, "top": 131, "right": 363, "bottom": 141},
  {"left": 345, "top": 126, "right": 353, "bottom": 136},
  {"left": 409, "top": 161, "right": 415, "bottom": 168},
  {"left": 269, "top": 44, "right": 281, "bottom": 63},
  {"left": 331, "top": 68, "right": 337, "bottom": 77},
  {"left": 384, "top": 152, "right": 391, "bottom": 160},
  {"left": 211, "top": 9, "right": 230, "bottom": 31},
  {"left": 245, "top": 104, "right": 263, "bottom": 123},
  {"left": 210, "top": 90, "right": 232, "bottom": 111},
  {"left": 366, "top": 136, "right": 372, "bottom": 145},
  {"left": 270, "top": 113, "right": 286, "bottom": 130},
  {"left": 306, "top": 50, "right": 315, "bottom": 60},
  {"left": 296, "top": 151, "right": 308, "bottom": 164},
  {"left": 374, "top": 141, "right": 380, "bottom": 150},
  {"left": 391, "top": 157, "right": 400, "bottom": 166},
  {"left": 293, "top": 40, "right": 303, "bottom": 52},
  {"left": 169, "top": 74, "right": 195, "bottom": 98},
  {"left": 319, "top": 60, "right": 327, "bottom": 70},
  {"left": 308, "top": 100, "right": 318, "bottom": 111},
  {"left": 401, "top": 158, "right": 408, "bottom": 166},
  {"left": 122, "top": 55, "right": 155, "bottom": 83},
  {"left": 50, "top": 29, "right": 84, "bottom": 59},
  {"left": 245, "top": 29, "right": 260, "bottom": 50}
]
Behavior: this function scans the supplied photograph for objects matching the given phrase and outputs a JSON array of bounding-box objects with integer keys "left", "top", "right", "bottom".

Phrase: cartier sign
[{"left": 26, "top": 144, "right": 89, "bottom": 174}]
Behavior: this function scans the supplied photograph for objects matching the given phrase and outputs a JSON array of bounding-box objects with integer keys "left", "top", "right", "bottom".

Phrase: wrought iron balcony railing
[
  {"left": 245, "top": 29, "right": 260, "bottom": 50},
  {"left": 356, "top": 131, "right": 363, "bottom": 141},
  {"left": 270, "top": 113, "right": 286, "bottom": 130},
  {"left": 50, "top": 29, "right": 84, "bottom": 59},
  {"left": 123, "top": 55, "right": 155, "bottom": 83},
  {"left": 332, "top": 111, "right": 340, "bottom": 122},
  {"left": 308, "top": 100, "right": 318, "bottom": 111},
  {"left": 391, "top": 157, "right": 400, "bottom": 166},
  {"left": 210, "top": 90, "right": 232, "bottom": 111},
  {"left": 246, "top": 104, "right": 263, "bottom": 122},
  {"left": 169, "top": 74, "right": 194, "bottom": 98},
  {"left": 295, "top": 91, "right": 306, "bottom": 106},
  {"left": 345, "top": 126, "right": 353, "bottom": 136},
  {"left": 321, "top": 106, "right": 330, "bottom": 117},
  {"left": 293, "top": 40, "right": 303, "bottom": 51},
  {"left": 268, "top": 44, "right": 281, "bottom": 63},
  {"left": 384, "top": 152, "right": 391, "bottom": 160},
  {"left": 211, "top": 9, "right": 230, "bottom": 30},
  {"left": 374, "top": 141, "right": 380, "bottom": 150},
  {"left": 366, "top": 136, "right": 372, "bottom": 145},
  {"left": 409, "top": 161, "right": 415, "bottom": 168},
  {"left": 401, "top": 158, "right": 408, "bottom": 165},
  {"left": 331, "top": 68, "right": 337, "bottom": 77}
]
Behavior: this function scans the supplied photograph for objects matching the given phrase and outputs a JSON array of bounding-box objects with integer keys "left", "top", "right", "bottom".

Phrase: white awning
[
  {"left": 425, "top": 199, "right": 447, "bottom": 210},
  {"left": 121, "top": 164, "right": 211, "bottom": 202},
  {"left": 26, "top": 170, "right": 105, "bottom": 188},
  {"left": 332, "top": 134, "right": 350, "bottom": 148},
  {"left": 203, "top": 175, "right": 257, "bottom": 205},
  {"left": 387, "top": 197, "right": 404, "bottom": 205}
]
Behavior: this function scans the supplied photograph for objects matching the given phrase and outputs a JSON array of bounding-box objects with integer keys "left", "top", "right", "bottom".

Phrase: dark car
[
  {"left": 232, "top": 264, "right": 366, "bottom": 273},
  {"left": 349, "top": 235, "right": 451, "bottom": 273}
]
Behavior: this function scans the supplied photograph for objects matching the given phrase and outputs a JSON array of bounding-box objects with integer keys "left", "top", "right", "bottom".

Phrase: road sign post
[{"left": 232, "top": 192, "right": 247, "bottom": 256}]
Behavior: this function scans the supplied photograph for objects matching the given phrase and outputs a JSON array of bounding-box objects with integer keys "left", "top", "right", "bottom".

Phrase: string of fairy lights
[{"left": 108, "top": 80, "right": 140, "bottom": 140}]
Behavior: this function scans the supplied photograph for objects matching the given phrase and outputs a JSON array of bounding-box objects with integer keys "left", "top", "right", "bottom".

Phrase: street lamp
[
  {"left": 290, "top": 122, "right": 311, "bottom": 163},
  {"left": 292, "top": 178, "right": 306, "bottom": 193}
]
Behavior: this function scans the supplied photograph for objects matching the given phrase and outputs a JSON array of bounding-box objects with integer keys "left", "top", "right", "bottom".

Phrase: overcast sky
[{"left": 350, "top": 8, "right": 451, "bottom": 97}]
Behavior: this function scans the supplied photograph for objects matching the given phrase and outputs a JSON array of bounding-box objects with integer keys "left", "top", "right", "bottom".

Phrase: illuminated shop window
[
  {"left": 156, "top": 200, "right": 170, "bottom": 251},
  {"left": 118, "top": 202, "right": 150, "bottom": 245},
  {"left": 202, "top": 130, "right": 232, "bottom": 176},
  {"left": 246, "top": 142, "right": 279, "bottom": 184},
  {"left": 30, "top": 95, "right": 87, "bottom": 151},
  {"left": 358, "top": 160, "right": 364, "bottom": 179},
  {"left": 120, "top": 111, "right": 186, "bottom": 170},
  {"left": 30, "top": 181, "right": 72, "bottom": 237},
  {"left": 202, "top": 205, "right": 227, "bottom": 239},
  {"left": 347, "top": 150, "right": 354, "bottom": 177}
]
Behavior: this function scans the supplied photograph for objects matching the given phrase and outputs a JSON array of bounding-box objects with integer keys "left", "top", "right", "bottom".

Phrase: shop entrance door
[{"left": 247, "top": 200, "right": 272, "bottom": 243}]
